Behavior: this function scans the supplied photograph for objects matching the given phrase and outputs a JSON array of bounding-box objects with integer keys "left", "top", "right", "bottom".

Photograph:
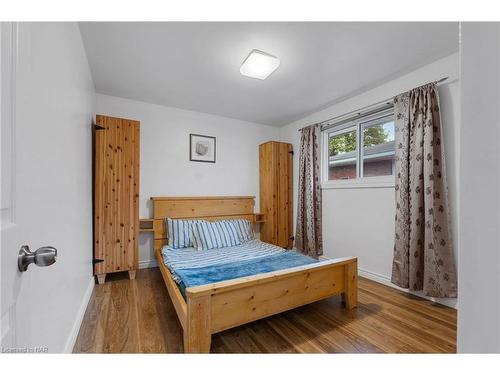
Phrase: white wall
[
  {"left": 1, "top": 23, "right": 95, "bottom": 352},
  {"left": 458, "top": 23, "right": 500, "bottom": 353},
  {"left": 279, "top": 53, "right": 460, "bottom": 308},
  {"left": 96, "top": 94, "right": 278, "bottom": 266}
]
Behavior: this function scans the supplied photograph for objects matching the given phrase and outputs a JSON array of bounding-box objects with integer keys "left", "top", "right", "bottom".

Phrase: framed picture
[{"left": 189, "top": 134, "right": 216, "bottom": 163}]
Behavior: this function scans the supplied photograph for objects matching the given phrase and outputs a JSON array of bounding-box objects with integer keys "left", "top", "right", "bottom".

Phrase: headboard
[{"left": 151, "top": 196, "right": 257, "bottom": 252}]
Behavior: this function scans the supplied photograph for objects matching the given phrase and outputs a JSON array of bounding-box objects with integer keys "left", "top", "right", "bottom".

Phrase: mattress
[{"left": 161, "top": 239, "right": 319, "bottom": 297}]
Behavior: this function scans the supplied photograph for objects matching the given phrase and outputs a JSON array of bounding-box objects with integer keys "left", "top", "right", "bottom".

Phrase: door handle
[{"left": 18, "top": 245, "right": 57, "bottom": 272}]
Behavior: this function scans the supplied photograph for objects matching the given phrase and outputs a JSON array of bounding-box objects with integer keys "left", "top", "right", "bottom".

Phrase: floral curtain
[
  {"left": 295, "top": 124, "right": 323, "bottom": 257},
  {"left": 391, "top": 83, "right": 457, "bottom": 298}
]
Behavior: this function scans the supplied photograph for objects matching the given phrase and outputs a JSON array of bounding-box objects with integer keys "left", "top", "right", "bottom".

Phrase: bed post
[
  {"left": 343, "top": 258, "right": 358, "bottom": 309},
  {"left": 184, "top": 294, "right": 212, "bottom": 353}
]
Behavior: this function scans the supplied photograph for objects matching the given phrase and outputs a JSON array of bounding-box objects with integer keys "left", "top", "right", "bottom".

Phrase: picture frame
[{"left": 189, "top": 133, "right": 216, "bottom": 163}]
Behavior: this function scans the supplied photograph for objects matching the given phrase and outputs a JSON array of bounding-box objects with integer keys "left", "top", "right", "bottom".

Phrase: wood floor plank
[
  {"left": 312, "top": 299, "right": 410, "bottom": 353},
  {"left": 74, "top": 268, "right": 457, "bottom": 354},
  {"left": 266, "top": 316, "right": 326, "bottom": 353},
  {"left": 148, "top": 268, "right": 184, "bottom": 353},
  {"left": 246, "top": 320, "right": 299, "bottom": 353},
  {"left": 359, "top": 290, "right": 456, "bottom": 352},
  {"left": 102, "top": 277, "right": 140, "bottom": 353},
  {"left": 358, "top": 279, "right": 456, "bottom": 325},
  {"left": 73, "top": 282, "right": 111, "bottom": 353},
  {"left": 218, "top": 326, "right": 264, "bottom": 353},
  {"left": 288, "top": 304, "right": 383, "bottom": 353},
  {"left": 282, "top": 307, "right": 353, "bottom": 353},
  {"left": 211, "top": 334, "right": 229, "bottom": 353},
  {"left": 134, "top": 269, "right": 168, "bottom": 352}
]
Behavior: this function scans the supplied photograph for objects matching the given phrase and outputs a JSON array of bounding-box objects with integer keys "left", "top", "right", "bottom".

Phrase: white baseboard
[
  {"left": 63, "top": 277, "right": 94, "bottom": 353},
  {"left": 139, "top": 259, "right": 158, "bottom": 269},
  {"left": 358, "top": 267, "right": 458, "bottom": 309},
  {"left": 358, "top": 267, "right": 394, "bottom": 285}
]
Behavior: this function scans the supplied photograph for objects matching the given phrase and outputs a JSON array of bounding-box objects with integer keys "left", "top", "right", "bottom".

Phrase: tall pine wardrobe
[
  {"left": 93, "top": 115, "right": 140, "bottom": 284},
  {"left": 259, "top": 141, "right": 293, "bottom": 249}
]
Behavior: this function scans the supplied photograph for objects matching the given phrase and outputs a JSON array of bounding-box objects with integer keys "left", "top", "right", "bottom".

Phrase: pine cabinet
[
  {"left": 93, "top": 115, "right": 140, "bottom": 284},
  {"left": 259, "top": 141, "right": 293, "bottom": 248}
]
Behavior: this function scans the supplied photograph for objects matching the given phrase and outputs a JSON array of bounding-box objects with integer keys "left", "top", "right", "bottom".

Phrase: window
[
  {"left": 323, "top": 107, "right": 395, "bottom": 187},
  {"left": 361, "top": 115, "right": 395, "bottom": 178},
  {"left": 328, "top": 128, "right": 357, "bottom": 180}
]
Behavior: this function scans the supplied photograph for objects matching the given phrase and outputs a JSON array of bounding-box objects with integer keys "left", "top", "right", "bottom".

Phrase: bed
[{"left": 151, "top": 196, "right": 358, "bottom": 353}]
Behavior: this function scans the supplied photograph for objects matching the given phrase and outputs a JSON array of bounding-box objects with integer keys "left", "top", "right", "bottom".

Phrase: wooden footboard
[{"left": 156, "top": 249, "right": 358, "bottom": 353}]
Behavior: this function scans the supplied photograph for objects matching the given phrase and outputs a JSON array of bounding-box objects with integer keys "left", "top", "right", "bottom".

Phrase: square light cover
[{"left": 240, "top": 49, "right": 280, "bottom": 80}]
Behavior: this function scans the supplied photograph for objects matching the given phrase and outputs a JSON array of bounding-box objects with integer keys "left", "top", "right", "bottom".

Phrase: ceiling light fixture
[{"left": 240, "top": 49, "right": 280, "bottom": 80}]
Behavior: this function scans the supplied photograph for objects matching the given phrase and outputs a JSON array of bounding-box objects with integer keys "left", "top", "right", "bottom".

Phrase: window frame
[{"left": 321, "top": 107, "right": 396, "bottom": 190}]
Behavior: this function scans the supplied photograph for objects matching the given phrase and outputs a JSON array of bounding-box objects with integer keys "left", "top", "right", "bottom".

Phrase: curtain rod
[{"left": 299, "top": 76, "right": 451, "bottom": 132}]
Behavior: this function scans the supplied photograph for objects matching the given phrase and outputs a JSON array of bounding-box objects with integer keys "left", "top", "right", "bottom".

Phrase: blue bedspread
[{"left": 176, "top": 250, "right": 318, "bottom": 290}]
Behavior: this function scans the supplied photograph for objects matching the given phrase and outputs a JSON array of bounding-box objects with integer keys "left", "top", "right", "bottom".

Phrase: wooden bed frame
[{"left": 151, "top": 196, "right": 358, "bottom": 353}]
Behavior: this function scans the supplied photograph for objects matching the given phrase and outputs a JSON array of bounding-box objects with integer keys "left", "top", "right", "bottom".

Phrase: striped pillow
[
  {"left": 192, "top": 221, "right": 241, "bottom": 250},
  {"left": 224, "top": 219, "right": 254, "bottom": 243},
  {"left": 166, "top": 218, "right": 203, "bottom": 249}
]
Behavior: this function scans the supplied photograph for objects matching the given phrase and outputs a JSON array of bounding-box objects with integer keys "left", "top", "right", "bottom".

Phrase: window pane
[
  {"left": 328, "top": 129, "right": 357, "bottom": 180},
  {"left": 362, "top": 119, "right": 395, "bottom": 177}
]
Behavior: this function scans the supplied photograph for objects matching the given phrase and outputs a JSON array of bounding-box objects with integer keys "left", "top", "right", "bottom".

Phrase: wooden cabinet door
[
  {"left": 259, "top": 142, "right": 278, "bottom": 245},
  {"left": 94, "top": 115, "right": 139, "bottom": 275},
  {"left": 259, "top": 141, "right": 293, "bottom": 248},
  {"left": 276, "top": 143, "right": 293, "bottom": 248}
]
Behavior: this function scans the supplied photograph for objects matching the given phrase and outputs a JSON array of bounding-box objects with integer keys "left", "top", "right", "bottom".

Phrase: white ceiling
[{"left": 79, "top": 22, "right": 458, "bottom": 126}]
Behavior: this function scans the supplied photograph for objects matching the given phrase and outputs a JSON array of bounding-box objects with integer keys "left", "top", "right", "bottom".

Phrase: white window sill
[{"left": 321, "top": 177, "right": 395, "bottom": 190}]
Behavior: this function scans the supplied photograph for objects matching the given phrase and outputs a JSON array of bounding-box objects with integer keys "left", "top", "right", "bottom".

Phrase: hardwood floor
[{"left": 73, "top": 268, "right": 457, "bottom": 353}]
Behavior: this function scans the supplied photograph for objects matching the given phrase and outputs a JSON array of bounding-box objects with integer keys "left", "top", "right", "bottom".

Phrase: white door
[
  {"left": 0, "top": 21, "right": 54, "bottom": 354},
  {"left": 1, "top": 22, "right": 94, "bottom": 353}
]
